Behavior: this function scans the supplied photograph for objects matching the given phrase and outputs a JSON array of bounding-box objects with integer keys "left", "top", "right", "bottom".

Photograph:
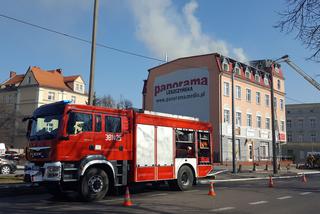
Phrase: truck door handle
[{"left": 89, "top": 145, "right": 94, "bottom": 150}]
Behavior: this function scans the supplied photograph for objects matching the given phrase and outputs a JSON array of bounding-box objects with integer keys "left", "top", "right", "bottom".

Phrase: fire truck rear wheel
[
  {"left": 80, "top": 167, "right": 109, "bottom": 201},
  {"left": 175, "top": 165, "right": 194, "bottom": 191}
]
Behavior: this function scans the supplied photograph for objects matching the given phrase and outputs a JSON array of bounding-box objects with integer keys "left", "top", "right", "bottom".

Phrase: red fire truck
[{"left": 24, "top": 101, "right": 213, "bottom": 201}]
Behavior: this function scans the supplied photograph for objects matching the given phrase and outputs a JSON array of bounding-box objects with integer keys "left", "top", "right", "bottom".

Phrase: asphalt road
[{"left": 0, "top": 174, "right": 319, "bottom": 214}]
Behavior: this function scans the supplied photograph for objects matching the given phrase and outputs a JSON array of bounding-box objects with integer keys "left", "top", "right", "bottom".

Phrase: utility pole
[
  {"left": 270, "top": 69, "right": 278, "bottom": 174},
  {"left": 231, "top": 69, "right": 236, "bottom": 173},
  {"left": 88, "top": 0, "right": 99, "bottom": 105}
]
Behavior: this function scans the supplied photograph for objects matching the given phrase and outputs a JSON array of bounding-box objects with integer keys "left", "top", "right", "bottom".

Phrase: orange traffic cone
[
  {"left": 123, "top": 186, "right": 133, "bottom": 206},
  {"left": 302, "top": 174, "right": 307, "bottom": 183},
  {"left": 208, "top": 182, "right": 216, "bottom": 197},
  {"left": 269, "top": 176, "right": 274, "bottom": 188}
]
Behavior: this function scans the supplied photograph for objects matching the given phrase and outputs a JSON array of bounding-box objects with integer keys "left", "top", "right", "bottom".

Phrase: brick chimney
[
  {"left": 56, "top": 69, "right": 62, "bottom": 74},
  {"left": 10, "top": 71, "right": 16, "bottom": 78}
]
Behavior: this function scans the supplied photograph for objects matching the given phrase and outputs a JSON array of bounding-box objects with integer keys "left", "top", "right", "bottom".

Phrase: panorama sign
[{"left": 153, "top": 68, "right": 209, "bottom": 121}]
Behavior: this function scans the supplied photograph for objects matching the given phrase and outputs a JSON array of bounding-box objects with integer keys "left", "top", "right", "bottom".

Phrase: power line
[
  {"left": 285, "top": 96, "right": 305, "bottom": 104},
  {"left": 0, "top": 13, "right": 165, "bottom": 63}
]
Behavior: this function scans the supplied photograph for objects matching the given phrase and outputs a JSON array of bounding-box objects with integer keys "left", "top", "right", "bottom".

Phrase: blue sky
[{"left": 1, "top": 0, "right": 320, "bottom": 107}]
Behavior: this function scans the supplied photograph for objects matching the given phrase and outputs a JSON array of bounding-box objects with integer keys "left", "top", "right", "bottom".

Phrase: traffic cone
[
  {"left": 302, "top": 174, "right": 307, "bottom": 183},
  {"left": 123, "top": 186, "right": 133, "bottom": 206},
  {"left": 268, "top": 176, "right": 274, "bottom": 188},
  {"left": 208, "top": 182, "right": 216, "bottom": 197}
]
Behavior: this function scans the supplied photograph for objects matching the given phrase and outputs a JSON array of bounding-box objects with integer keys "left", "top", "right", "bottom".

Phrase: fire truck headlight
[{"left": 44, "top": 162, "right": 61, "bottom": 180}]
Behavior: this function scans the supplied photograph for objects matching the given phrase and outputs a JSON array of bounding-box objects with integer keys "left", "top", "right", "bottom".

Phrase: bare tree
[
  {"left": 94, "top": 94, "right": 133, "bottom": 109},
  {"left": 276, "top": 0, "right": 320, "bottom": 61},
  {"left": 117, "top": 97, "right": 133, "bottom": 109}
]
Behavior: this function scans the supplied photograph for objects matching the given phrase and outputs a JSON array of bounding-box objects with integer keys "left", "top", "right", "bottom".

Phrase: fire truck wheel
[
  {"left": 80, "top": 167, "right": 109, "bottom": 201},
  {"left": 177, "top": 165, "right": 194, "bottom": 191}
]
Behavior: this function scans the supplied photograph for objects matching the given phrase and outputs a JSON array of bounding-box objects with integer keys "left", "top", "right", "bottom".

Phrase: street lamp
[{"left": 231, "top": 65, "right": 236, "bottom": 173}]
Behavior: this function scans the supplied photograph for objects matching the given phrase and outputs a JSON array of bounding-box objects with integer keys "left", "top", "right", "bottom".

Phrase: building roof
[
  {"left": 64, "top": 75, "right": 80, "bottom": 82},
  {"left": 30, "top": 66, "right": 71, "bottom": 91},
  {"left": 1, "top": 66, "right": 84, "bottom": 93},
  {"left": 2, "top": 75, "right": 24, "bottom": 86}
]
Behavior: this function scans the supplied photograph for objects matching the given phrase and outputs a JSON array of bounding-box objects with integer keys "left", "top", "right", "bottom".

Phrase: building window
[
  {"left": 280, "top": 99, "right": 284, "bottom": 110},
  {"left": 298, "top": 119, "right": 304, "bottom": 128},
  {"left": 280, "top": 121, "right": 285, "bottom": 132},
  {"left": 311, "top": 132, "right": 316, "bottom": 142},
  {"left": 234, "top": 65, "right": 241, "bottom": 75},
  {"left": 310, "top": 119, "right": 316, "bottom": 128},
  {"left": 235, "top": 86, "right": 241, "bottom": 99},
  {"left": 79, "top": 84, "right": 83, "bottom": 91},
  {"left": 236, "top": 112, "right": 242, "bottom": 126},
  {"left": 28, "top": 76, "right": 31, "bottom": 84},
  {"left": 256, "top": 92, "right": 261, "bottom": 105},
  {"left": 264, "top": 76, "right": 269, "bottom": 85},
  {"left": 48, "top": 92, "right": 55, "bottom": 101},
  {"left": 266, "top": 118, "right": 270, "bottom": 129},
  {"left": 222, "top": 58, "right": 229, "bottom": 71},
  {"left": 265, "top": 94, "right": 270, "bottom": 107},
  {"left": 223, "top": 82, "right": 230, "bottom": 96},
  {"left": 277, "top": 80, "right": 281, "bottom": 90},
  {"left": 256, "top": 115, "right": 262, "bottom": 128},
  {"left": 274, "top": 97, "right": 277, "bottom": 109},
  {"left": 287, "top": 132, "right": 292, "bottom": 142},
  {"left": 245, "top": 67, "right": 251, "bottom": 79},
  {"left": 246, "top": 89, "right": 251, "bottom": 102},
  {"left": 71, "top": 96, "right": 76, "bottom": 104},
  {"left": 298, "top": 134, "right": 304, "bottom": 143},
  {"left": 247, "top": 114, "right": 252, "bottom": 127},
  {"left": 255, "top": 73, "right": 260, "bottom": 82},
  {"left": 224, "top": 109, "right": 230, "bottom": 124},
  {"left": 287, "top": 119, "right": 292, "bottom": 128}
]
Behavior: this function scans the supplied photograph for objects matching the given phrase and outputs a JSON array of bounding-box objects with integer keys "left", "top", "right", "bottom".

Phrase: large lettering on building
[{"left": 153, "top": 68, "right": 209, "bottom": 121}]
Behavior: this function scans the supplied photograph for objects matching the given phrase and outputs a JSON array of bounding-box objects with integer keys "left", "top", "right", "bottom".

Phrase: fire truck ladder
[{"left": 275, "top": 55, "right": 320, "bottom": 92}]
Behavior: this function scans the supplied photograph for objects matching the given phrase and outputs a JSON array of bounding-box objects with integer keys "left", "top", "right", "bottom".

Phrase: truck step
[
  {"left": 63, "top": 179, "right": 78, "bottom": 182},
  {"left": 63, "top": 168, "right": 78, "bottom": 171}
]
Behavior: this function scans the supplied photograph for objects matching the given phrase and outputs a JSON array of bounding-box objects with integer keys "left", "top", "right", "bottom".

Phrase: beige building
[
  {"left": 0, "top": 66, "right": 88, "bottom": 149},
  {"left": 142, "top": 53, "right": 286, "bottom": 162}
]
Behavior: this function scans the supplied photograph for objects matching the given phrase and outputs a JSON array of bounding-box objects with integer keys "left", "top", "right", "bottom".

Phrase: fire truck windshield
[{"left": 29, "top": 114, "right": 62, "bottom": 141}]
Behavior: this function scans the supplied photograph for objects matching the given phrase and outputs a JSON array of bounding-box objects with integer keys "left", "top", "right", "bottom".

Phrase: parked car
[
  {"left": 4, "top": 151, "right": 20, "bottom": 161},
  {"left": 0, "top": 157, "right": 17, "bottom": 175}
]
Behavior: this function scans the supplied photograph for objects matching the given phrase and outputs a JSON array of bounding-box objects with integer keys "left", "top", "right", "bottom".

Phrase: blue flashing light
[{"left": 62, "top": 100, "right": 71, "bottom": 104}]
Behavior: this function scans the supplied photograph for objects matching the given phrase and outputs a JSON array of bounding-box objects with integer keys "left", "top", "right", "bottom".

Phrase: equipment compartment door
[{"left": 156, "top": 126, "right": 174, "bottom": 180}]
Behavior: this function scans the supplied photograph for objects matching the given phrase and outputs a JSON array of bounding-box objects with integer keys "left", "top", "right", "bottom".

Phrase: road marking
[
  {"left": 300, "top": 192, "right": 312, "bottom": 195},
  {"left": 277, "top": 196, "right": 292, "bottom": 200},
  {"left": 150, "top": 193, "right": 168, "bottom": 197},
  {"left": 211, "top": 207, "right": 236, "bottom": 212},
  {"left": 185, "top": 190, "right": 200, "bottom": 193},
  {"left": 249, "top": 201, "right": 268, "bottom": 205}
]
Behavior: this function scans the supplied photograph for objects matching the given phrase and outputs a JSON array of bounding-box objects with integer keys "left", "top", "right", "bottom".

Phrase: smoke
[{"left": 129, "top": 0, "right": 248, "bottom": 62}]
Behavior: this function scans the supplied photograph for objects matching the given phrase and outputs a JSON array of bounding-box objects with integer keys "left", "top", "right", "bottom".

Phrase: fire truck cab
[{"left": 24, "top": 101, "right": 213, "bottom": 201}]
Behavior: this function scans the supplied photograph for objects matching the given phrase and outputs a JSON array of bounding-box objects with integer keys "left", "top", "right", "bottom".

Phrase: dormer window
[
  {"left": 264, "top": 75, "right": 269, "bottom": 85},
  {"left": 245, "top": 67, "right": 251, "bottom": 79},
  {"left": 254, "top": 73, "right": 260, "bottom": 83},
  {"left": 222, "top": 58, "right": 230, "bottom": 71},
  {"left": 274, "top": 65, "right": 280, "bottom": 73},
  {"left": 234, "top": 63, "right": 241, "bottom": 75}
]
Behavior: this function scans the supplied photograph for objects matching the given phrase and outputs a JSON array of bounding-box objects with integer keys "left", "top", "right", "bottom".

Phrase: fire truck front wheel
[{"left": 79, "top": 167, "right": 109, "bottom": 201}]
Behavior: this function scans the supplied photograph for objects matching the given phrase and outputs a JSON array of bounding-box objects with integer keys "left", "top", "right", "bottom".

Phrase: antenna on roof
[{"left": 165, "top": 52, "right": 168, "bottom": 62}]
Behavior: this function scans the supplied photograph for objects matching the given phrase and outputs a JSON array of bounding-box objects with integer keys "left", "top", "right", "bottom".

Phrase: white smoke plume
[{"left": 129, "top": 0, "right": 248, "bottom": 62}]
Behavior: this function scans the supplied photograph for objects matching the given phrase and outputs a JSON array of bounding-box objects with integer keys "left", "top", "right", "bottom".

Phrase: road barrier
[
  {"left": 123, "top": 186, "right": 133, "bottom": 207},
  {"left": 269, "top": 176, "right": 274, "bottom": 188},
  {"left": 208, "top": 182, "right": 216, "bottom": 197}
]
